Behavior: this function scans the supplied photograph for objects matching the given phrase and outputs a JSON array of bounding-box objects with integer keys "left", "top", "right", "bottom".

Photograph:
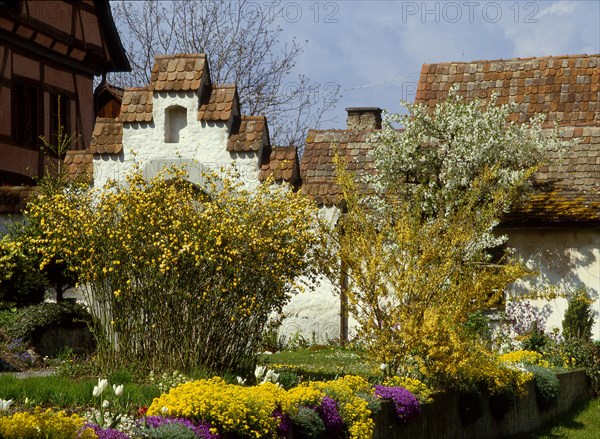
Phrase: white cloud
[{"left": 537, "top": 1, "right": 578, "bottom": 18}]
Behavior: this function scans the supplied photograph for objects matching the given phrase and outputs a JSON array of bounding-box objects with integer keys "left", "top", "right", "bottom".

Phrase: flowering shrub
[
  {"left": 148, "top": 371, "right": 191, "bottom": 394},
  {"left": 147, "top": 377, "right": 288, "bottom": 437},
  {"left": 373, "top": 385, "right": 420, "bottom": 422},
  {"left": 137, "top": 417, "right": 220, "bottom": 438},
  {"left": 146, "top": 376, "right": 382, "bottom": 438},
  {"left": 83, "top": 424, "right": 128, "bottom": 439},
  {"left": 302, "top": 376, "right": 375, "bottom": 439},
  {"left": 316, "top": 396, "right": 344, "bottom": 437},
  {"left": 23, "top": 166, "right": 320, "bottom": 372},
  {"left": 500, "top": 350, "right": 551, "bottom": 368},
  {"left": 323, "top": 87, "right": 565, "bottom": 397},
  {"left": 383, "top": 376, "right": 434, "bottom": 404},
  {"left": 0, "top": 408, "right": 96, "bottom": 438}
]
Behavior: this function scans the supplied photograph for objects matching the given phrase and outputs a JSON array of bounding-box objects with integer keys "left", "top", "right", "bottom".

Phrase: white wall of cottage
[
  {"left": 93, "top": 90, "right": 260, "bottom": 191},
  {"left": 506, "top": 227, "right": 600, "bottom": 340}
]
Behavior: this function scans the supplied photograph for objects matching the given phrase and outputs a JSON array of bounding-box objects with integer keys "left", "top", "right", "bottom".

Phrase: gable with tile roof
[
  {"left": 295, "top": 54, "right": 600, "bottom": 343},
  {"left": 91, "top": 53, "right": 300, "bottom": 191},
  {"left": 416, "top": 54, "right": 599, "bottom": 224}
]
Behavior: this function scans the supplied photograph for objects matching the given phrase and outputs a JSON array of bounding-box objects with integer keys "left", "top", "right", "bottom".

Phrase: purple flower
[
  {"left": 374, "top": 385, "right": 420, "bottom": 423},
  {"left": 139, "top": 416, "right": 220, "bottom": 439},
  {"left": 80, "top": 424, "right": 129, "bottom": 439},
  {"left": 273, "top": 409, "right": 292, "bottom": 438},
  {"left": 317, "top": 396, "right": 344, "bottom": 437}
]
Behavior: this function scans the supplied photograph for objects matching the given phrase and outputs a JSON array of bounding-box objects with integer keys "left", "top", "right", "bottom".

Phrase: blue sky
[{"left": 273, "top": 0, "right": 600, "bottom": 129}]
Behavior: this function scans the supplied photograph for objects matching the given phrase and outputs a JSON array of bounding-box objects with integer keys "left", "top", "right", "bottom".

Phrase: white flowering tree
[{"left": 329, "top": 88, "right": 566, "bottom": 390}]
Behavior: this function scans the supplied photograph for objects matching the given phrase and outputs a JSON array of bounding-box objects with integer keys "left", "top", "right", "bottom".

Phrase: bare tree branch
[{"left": 108, "top": 0, "right": 340, "bottom": 149}]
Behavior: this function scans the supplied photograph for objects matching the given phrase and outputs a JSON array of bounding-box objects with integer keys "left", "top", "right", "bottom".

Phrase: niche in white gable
[{"left": 164, "top": 105, "right": 187, "bottom": 143}]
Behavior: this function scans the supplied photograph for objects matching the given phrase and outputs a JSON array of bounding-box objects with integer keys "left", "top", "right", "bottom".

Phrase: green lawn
[
  {"left": 516, "top": 397, "right": 600, "bottom": 438},
  {"left": 260, "top": 346, "right": 380, "bottom": 380}
]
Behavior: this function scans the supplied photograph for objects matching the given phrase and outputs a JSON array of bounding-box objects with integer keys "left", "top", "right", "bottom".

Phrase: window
[
  {"left": 13, "top": 80, "right": 40, "bottom": 148},
  {"left": 165, "top": 105, "right": 187, "bottom": 143}
]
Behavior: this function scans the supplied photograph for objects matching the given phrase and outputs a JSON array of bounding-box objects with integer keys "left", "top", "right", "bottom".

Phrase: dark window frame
[{"left": 12, "top": 76, "right": 41, "bottom": 149}]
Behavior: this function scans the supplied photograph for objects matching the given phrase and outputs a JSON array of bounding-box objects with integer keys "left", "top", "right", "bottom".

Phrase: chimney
[{"left": 346, "top": 107, "right": 382, "bottom": 130}]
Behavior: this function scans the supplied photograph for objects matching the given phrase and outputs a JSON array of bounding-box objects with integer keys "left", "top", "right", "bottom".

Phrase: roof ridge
[
  {"left": 124, "top": 87, "right": 149, "bottom": 92},
  {"left": 423, "top": 53, "right": 599, "bottom": 66},
  {"left": 211, "top": 84, "right": 236, "bottom": 89},
  {"left": 154, "top": 53, "right": 207, "bottom": 60}
]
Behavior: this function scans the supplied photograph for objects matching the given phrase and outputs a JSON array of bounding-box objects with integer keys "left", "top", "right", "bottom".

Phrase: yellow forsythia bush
[
  {"left": 0, "top": 408, "right": 96, "bottom": 439},
  {"left": 23, "top": 165, "right": 321, "bottom": 372}
]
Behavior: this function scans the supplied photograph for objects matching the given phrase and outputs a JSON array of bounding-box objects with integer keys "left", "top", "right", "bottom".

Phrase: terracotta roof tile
[
  {"left": 227, "top": 116, "right": 267, "bottom": 152},
  {"left": 300, "top": 130, "right": 377, "bottom": 205},
  {"left": 416, "top": 54, "right": 600, "bottom": 125},
  {"left": 89, "top": 118, "right": 123, "bottom": 154},
  {"left": 414, "top": 54, "right": 600, "bottom": 223},
  {"left": 119, "top": 87, "right": 153, "bottom": 123},
  {"left": 506, "top": 125, "right": 600, "bottom": 223},
  {"left": 150, "top": 54, "right": 206, "bottom": 92},
  {"left": 198, "top": 84, "right": 238, "bottom": 122},
  {"left": 258, "top": 146, "right": 299, "bottom": 184},
  {"left": 0, "top": 186, "right": 37, "bottom": 214},
  {"left": 64, "top": 151, "right": 93, "bottom": 182}
]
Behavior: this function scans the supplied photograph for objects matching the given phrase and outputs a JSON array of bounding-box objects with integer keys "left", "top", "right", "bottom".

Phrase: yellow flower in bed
[
  {"left": 384, "top": 376, "right": 434, "bottom": 404},
  {"left": 301, "top": 376, "right": 375, "bottom": 439},
  {"left": 0, "top": 408, "right": 96, "bottom": 439},
  {"left": 148, "top": 377, "right": 286, "bottom": 437},
  {"left": 500, "top": 350, "right": 550, "bottom": 368},
  {"left": 147, "top": 375, "right": 376, "bottom": 439}
]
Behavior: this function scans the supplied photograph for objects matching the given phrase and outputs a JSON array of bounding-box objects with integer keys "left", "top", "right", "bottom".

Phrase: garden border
[{"left": 373, "top": 370, "right": 591, "bottom": 438}]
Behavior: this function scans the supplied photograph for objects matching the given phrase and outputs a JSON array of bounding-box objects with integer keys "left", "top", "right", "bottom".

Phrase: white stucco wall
[
  {"left": 506, "top": 227, "right": 600, "bottom": 340},
  {"left": 93, "top": 90, "right": 260, "bottom": 191},
  {"left": 279, "top": 205, "right": 360, "bottom": 344}
]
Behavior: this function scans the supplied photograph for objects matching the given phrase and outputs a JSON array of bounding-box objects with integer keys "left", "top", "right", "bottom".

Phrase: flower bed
[{"left": 0, "top": 375, "right": 423, "bottom": 439}]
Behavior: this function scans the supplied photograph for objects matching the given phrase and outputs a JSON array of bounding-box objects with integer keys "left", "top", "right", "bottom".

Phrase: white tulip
[
  {"left": 113, "top": 384, "right": 124, "bottom": 397},
  {"left": 236, "top": 376, "right": 246, "bottom": 385},
  {"left": 254, "top": 365, "right": 266, "bottom": 380},
  {"left": 102, "top": 399, "right": 110, "bottom": 408},
  {"left": 270, "top": 372, "right": 279, "bottom": 383},
  {"left": 97, "top": 378, "right": 109, "bottom": 393},
  {"left": 0, "top": 399, "right": 13, "bottom": 411},
  {"left": 92, "top": 386, "right": 102, "bottom": 397}
]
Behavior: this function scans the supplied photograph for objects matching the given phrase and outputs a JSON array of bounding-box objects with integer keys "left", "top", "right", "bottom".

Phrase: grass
[
  {"left": 0, "top": 373, "right": 161, "bottom": 411},
  {"left": 515, "top": 397, "right": 600, "bottom": 438},
  {"left": 259, "top": 346, "right": 380, "bottom": 380}
]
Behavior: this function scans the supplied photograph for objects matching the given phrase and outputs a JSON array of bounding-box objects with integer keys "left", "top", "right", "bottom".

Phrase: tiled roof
[
  {"left": 0, "top": 186, "right": 36, "bottom": 214},
  {"left": 415, "top": 54, "right": 600, "bottom": 223},
  {"left": 89, "top": 118, "right": 123, "bottom": 154},
  {"left": 95, "top": 81, "right": 124, "bottom": 100},
  {"left": 300, "top": 130, "right": 376, "bottom": 205},
  {"left": 227, "top": 116, "right": 268, "bottom": 152},
  {"left": 119, "top": 87, "right": 153, "bottom": 123},
  {"left": 506, "top": 125, "right": 600, "bottom": 223},
  {"left": 64, "top": 150, "right": 93, "bottom": 182},
  {"left": 416, "top": 54, "right": 599, "bottom": 125},
  {"left": 258, "top": 146, "right": 299, "bottom": 184},
  {"left": 198, "top": 84, "right": 237, "bottom": 122},
  {"left": 150, "top": 54, "right": 207, "bottom": 92}
]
